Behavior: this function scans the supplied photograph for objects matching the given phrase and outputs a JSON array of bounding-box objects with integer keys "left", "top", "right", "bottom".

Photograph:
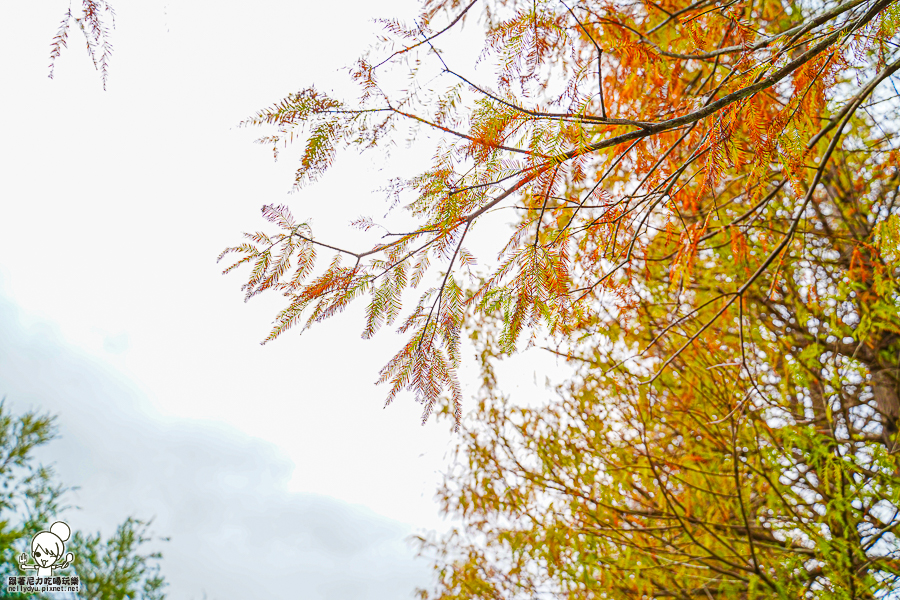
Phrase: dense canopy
[{"left": 219, "top": 0, "right": 900, "bottom": 596}]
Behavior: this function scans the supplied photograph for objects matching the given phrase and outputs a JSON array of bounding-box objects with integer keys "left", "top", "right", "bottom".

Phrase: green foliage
[
  {"left": 0, "top": 400, "right": 168, "bottom": 600},
  {"left": 0, "top": 400, "right": 64, "bottom": 588},
  {"left": 70, "top": 518, "right": 167, "bottom": 600}
]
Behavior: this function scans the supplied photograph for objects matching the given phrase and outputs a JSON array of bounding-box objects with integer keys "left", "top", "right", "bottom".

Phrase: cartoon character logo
[{"left": 18, "top": 521, "right": 75, "bottom": 577}]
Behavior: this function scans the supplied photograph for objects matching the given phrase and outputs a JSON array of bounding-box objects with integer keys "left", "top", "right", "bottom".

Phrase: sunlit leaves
[{"left": 221, "top": 0, "right": 900, "bottom": 444}]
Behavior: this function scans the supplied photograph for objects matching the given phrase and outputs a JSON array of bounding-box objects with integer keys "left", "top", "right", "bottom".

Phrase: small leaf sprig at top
[{"left": 48, "top": 0, "right": 115, "bottom": 89}]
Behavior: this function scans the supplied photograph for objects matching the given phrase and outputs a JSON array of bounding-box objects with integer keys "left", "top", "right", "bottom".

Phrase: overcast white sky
[{"left": 0, "top": 1, "right": 565, "bottom": 598}]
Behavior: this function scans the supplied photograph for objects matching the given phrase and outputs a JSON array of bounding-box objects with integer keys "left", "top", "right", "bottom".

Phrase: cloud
[
  {"left": 101, "top": 332, "right": 129, "bottom": 354},
  {"left": 0, "top": 288, "right": 431, "bottom": 600}
]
